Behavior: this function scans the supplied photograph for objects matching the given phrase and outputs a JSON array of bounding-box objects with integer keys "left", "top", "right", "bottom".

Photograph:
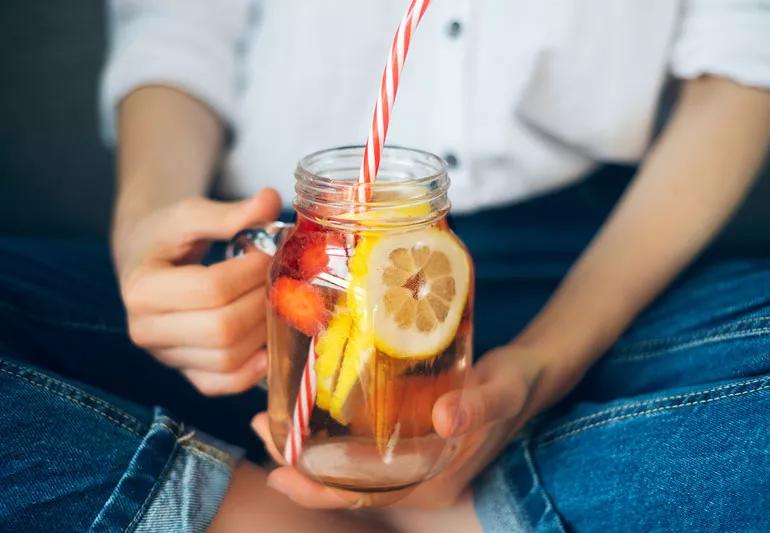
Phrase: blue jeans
[
  {"left": 2, "top": 167, "right": 769, "bottom": 531},
  {"left": 462, "top": 174, "right": 770, "bottom": 531},
  {"left": 0, "top": 241, "right": 262, "bottom": 531}
]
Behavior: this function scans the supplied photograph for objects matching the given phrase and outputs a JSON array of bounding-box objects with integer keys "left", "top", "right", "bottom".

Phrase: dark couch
[
  {"left": 0, "top": 2, "right": 114, "bottom": 238},
  {"left": 0, "top": 2, "right": 768, "bottom": 248}
]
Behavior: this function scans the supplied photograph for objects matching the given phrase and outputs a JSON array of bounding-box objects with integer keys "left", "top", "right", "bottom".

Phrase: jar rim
[
  {"left": 293, "top": 145, "right": 451, "bottom": 231},
  {"left": 295, "top": 145, "right": 448, "bottom": 188}
]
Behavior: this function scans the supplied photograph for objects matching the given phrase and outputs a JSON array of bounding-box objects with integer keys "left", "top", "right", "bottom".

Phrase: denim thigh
[
  {"left": 0, "top": 237, "right": 267, "bottom": 460},
  {"left": 0, "top": 356, "right": 243, "bottom": 532},
  {"left": 474, "top": 259, "right": 770, "bottom": 532}
]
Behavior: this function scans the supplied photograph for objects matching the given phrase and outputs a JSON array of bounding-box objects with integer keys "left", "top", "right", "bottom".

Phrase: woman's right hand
[{"left": 113, "top": 188, "right": 282, "bottom": 396}]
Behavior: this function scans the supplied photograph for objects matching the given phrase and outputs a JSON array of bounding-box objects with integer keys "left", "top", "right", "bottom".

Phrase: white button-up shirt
[{"left": 101, "top": 0, "right": 770, "bottom": 213}]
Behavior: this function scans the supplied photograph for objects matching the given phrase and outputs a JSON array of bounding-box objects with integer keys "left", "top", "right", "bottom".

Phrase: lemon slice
[
  {"left": 328, "top": 236, "right": 377, "bottom": 425},
  {"left": 314, "top": 306, "right": 352, "bottom": 411},
  {"left": 323, "top": 194, "right": 438, "bottom": 424},
  {"left": 367, "top": 229, "right": 470, "bottom": 359},
  {"left": 329, "top": 323, "right": 374, "bottom": 424}
]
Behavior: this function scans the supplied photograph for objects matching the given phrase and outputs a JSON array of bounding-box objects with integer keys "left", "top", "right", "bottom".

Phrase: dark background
[
  {"left": 0, "top": 2, "right": 768, "bottom": 246},
  {"left": 0, "top": 2, "right": 114, "bottom": 238}
]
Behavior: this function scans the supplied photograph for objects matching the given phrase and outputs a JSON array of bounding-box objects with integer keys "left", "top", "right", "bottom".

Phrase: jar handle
[
  {"left": 226, "top": 221, "right": 294, "bottom": 259},
  {"left": 225, "top": 221, "right": 293, "bottom": 392}
]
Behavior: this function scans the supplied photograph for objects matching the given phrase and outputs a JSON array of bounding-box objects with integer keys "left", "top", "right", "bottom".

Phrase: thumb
[
  {"left": 168, "top": 188, "right": 282, "bottom": 244},
  {"left": 433, "top": 347, "right": 530, "bottom": 438}
]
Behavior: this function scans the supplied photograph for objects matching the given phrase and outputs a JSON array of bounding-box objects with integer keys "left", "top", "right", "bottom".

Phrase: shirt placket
[{"left": 436, "top": 0, "right": 471, "bottom": 190}]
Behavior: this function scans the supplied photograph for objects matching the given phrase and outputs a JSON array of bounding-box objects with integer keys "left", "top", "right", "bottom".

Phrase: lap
[
  {"left": 0, "top": 356, "right": 241, "bottom": 531},
  {"left": 0, "top": 237, "right": 267, "bottom": 461},
  {"left": 582, "top": 258, "right": 770, "bottom": 400},
  {"left": 473, "top": 257, "right": 770, "bottom": 531},
  {"left": 455, "top": 174, "right": 770, "bottom": 531},
  {"left": 4, "top": 170, "right": 768, "bottom": 530}
]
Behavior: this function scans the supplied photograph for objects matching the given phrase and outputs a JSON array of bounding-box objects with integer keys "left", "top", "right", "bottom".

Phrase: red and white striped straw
[
  {"left": 357, "top": 0, "right": 431, "bottom": 203},
  {"left": 284, "top": 0, "right": 432, "bottom": 467},
  {"left": 283, "top": 335, "right": 318, "bottom": 466}
]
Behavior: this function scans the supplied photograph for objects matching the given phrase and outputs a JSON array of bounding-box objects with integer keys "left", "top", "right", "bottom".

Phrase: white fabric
[
  {"left": 101, "top": 0, "right": 770, "bottom": 213},
  {"left": 671, "top": 0, "right": 770, "bottom": 88}
]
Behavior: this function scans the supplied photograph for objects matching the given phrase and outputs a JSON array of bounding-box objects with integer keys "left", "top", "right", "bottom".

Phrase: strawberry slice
[
  {"left": 269, "top": 276, "right": 328, "bottom": 335},
  {"left": 299, "top": 232, "right": 345, "bottom": 279}
]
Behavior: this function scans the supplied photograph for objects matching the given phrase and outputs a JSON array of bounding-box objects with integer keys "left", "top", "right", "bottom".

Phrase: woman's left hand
[{"left": 252, "top": 342, "right": 572, "bottom": 509}]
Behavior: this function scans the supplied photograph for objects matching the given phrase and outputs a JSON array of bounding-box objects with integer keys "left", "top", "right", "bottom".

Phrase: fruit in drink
[
  {"left": 367, "top": 229, "right": 470, "bottom": 359},
  {"left": 324, "top": 234, "right": 376, "bottom": 423},
  {"left": 266, "top": 206, "right": 473, "bottom": 491},
  {"left": 299, "top": 232, "right": 347, "bottom": 279},
  {"left": 269, "top": 276, "right": 328, "bottom": 336},
  {"left": 329, "top": 323, "right": 374, "bottom": 424},
  {"left": 314, "top": 306, "right": 352, "bottom": 411}
]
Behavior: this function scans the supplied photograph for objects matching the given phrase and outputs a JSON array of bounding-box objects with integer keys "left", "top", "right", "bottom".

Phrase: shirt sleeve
[
  {"left": 99, "top": 0, "right": 259, "bottom": 144},
  {"left": 670, "top": 0, "right": 770, "bottom": 88}
]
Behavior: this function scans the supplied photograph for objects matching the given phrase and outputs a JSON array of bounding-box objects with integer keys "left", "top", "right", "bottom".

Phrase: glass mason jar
[{"left": 229, "top": 146, "right": 474, "bottom": 493}]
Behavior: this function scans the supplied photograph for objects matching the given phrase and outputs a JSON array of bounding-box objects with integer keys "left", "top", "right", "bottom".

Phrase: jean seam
[
  {"left": 522, "top": 440, "right": 566, "bottom": 532},
  {"left": 182, "top": 433, "right": 239, "bottom": 467},
  {"left": 537, "top": 379, "right": 770, "bottom": 448},
  {"left": 155, "top": 422, "right": 181, "bottom": 435},
  {"left": 610, "top": 326, "right": 770, "bottom": 362},
  {"left": 124, "top": 425, "right": 180, "bottom": 532},
  {"left": 538, "top": 374, "right": 770, "bottom": 441},
  {"left": 611, "top": 316, "right": 770, "bottom": 355},
  {"left": 494, "top": 441, "right": 530, "bottom": 531},
  {"left": 618, "top": 316, "right": 770, "bottom": 349},
  {"left": 185, "top": 447, "right": 235, "bottom": 471},
  {"left": 0, "top": 365, "right": 145, "bottom": 438},
  {"left": 152, "top": 421, "right": 235, "bottom": 469},
  {"left": 0, "top": 358, "right": 144, "bottom": 423},
  {"left": 155, "top": 415, "right": 181, "bottom": 432}
]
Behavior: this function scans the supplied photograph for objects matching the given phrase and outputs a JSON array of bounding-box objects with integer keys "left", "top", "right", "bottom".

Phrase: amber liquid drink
[{"left": 232, "top": 147, "right": 473, "bottom": 493}]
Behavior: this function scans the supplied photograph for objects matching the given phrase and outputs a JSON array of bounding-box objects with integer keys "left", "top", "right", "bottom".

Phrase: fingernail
[{"left": 451, "top": 403, "right": 468, "bottom": 436}]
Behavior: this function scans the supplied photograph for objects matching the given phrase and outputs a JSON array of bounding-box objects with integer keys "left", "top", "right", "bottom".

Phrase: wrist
[{"left": 507, "top": 323, "right": 598, "bottom": 415}]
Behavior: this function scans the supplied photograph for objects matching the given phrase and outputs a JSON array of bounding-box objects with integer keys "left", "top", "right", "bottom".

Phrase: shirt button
[
  {"left": 444, "top": 153, "right": 460, "bottom": 169},
  {"left": 446, "top": 20, "right": 463, "bottom": 39}
]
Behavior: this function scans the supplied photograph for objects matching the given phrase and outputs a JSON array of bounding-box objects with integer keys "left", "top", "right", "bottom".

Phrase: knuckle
[
  {"left": 213, "top": 349, "right": 241, "bottom": 372},
  {"left": 122, "top": 289, "right": 141, "bottom": 312},
  {"left": 120, "top": 276, "right": 145, "bottom": 312},
  {"left": 205, "top": 272, "right": 233, "bottom": 306},
  {"left": 127, "top": 318, "right": 150, "bottom": 347},
  {"left": 223, "top": 375, "right": 251, "bottom": 395},
  {"left": 197, "top": 375, "right": 246, "bottom": 397},
  {"left": 191, "top": 378, "right": 221, "bottom": 397},
  {"left": 254, "top": 327, "right": 267, "bottom": 348},
  {"left": 211, "top": 314, "right": 241, "bottom": 347}
]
